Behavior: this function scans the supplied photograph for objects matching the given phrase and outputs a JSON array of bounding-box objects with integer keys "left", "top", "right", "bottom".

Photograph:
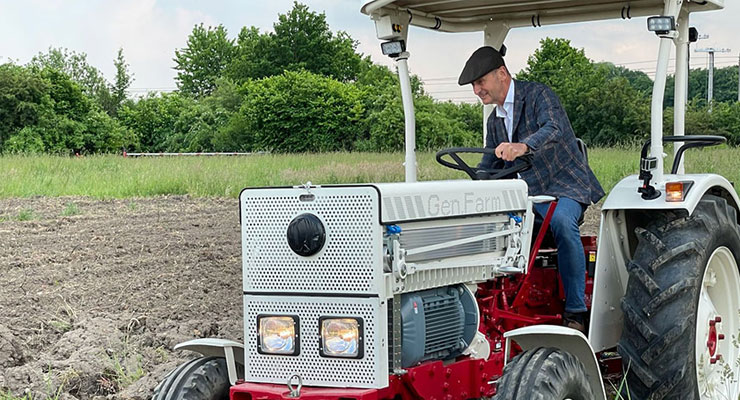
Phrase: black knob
[{"left": 287, "top": 214, "right": 326, "bottom": 257}]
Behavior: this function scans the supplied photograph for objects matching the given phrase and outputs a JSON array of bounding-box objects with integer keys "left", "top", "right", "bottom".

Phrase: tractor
[{"left": 153, "top": 0, "right": 740, "bottom": 399}]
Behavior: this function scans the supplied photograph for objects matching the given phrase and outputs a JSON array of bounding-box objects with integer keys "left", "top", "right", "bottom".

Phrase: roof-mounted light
[
  {"left": 381, "top": 40, "right": 406, "bottom": 58},
  {"left": 647, "top": 16, "right": 676, "bottom": 35}
]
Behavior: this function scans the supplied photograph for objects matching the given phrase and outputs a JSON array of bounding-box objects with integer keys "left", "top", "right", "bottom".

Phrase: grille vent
[
  {"left": 423, "top": 293, "right": 465, "bottom": 356},
  {"left": 400, "top": 222, "right": 502, "bottom": 262}
]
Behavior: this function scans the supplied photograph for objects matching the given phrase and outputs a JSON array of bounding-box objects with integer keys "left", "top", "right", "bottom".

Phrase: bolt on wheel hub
[
  {"left": 706, "top": 316, "right": 724, "bottom": 362},
  {"left": 696, "top": 247, "right": 740, "bottom": 399}
]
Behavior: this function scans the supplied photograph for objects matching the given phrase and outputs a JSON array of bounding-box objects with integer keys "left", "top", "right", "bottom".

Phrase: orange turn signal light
[{"left": 665, "top": 181, "right": 685, "bottom": 202}]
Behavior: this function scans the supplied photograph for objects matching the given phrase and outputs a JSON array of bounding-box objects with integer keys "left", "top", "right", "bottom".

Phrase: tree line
[{"left": 1, "top": 2, "right": 739, "bottom": 155}]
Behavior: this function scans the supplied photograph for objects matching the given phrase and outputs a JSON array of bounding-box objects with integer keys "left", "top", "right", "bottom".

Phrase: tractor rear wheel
[
  {"left": 618, "top": 195, "right": 740, "bottom": 399},
  {"left": 493, "top": 347, "right": 593, "bottom": 399},
  {"left": 152, "top": 356, "right": 234, "bottom": 400}
]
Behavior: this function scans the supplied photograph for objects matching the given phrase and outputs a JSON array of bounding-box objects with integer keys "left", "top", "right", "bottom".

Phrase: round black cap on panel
[{"left": 287, "top": 214, "right": 326, "bottom": 256}]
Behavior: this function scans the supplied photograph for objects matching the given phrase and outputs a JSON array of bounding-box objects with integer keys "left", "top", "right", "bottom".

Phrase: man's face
[{"left": 472, "top": 68, "right": 508, "bottom": 106}]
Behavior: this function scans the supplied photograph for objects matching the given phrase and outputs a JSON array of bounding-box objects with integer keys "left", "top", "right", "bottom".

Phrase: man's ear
[{"left": 498, "top": 66, "right": 510, "bottom": 79}]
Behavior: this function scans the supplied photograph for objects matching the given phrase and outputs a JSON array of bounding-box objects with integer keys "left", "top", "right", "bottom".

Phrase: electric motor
[{"left": 400, "top": 284, "right": 479, "bottom": 367}]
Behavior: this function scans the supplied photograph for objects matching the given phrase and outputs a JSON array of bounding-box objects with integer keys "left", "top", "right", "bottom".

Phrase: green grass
[
  {"left": 16, "top": 209, "right": 35, "bottom": 221},
  {"left": 0, "top": 393, "right": 32, "bottom": 400},
  {"left": 61, "top": 202, "right": 80, "bottom": 216},
  {"left": 102, "top": 334, "right": 145, "bottom": 393},
  {"left": 0, "top": 365, "right": 70, "bottom": 400},
  {"left": 0, "top": 147, "right": 738, "bottom": 199}
]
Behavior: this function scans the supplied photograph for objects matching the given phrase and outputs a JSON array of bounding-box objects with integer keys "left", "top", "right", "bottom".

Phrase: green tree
[
  {"left": 665, "top": 66, "right": 738, "bottom": 107},
  {"left": 224, "top": 26, "right": 273, "bottom": 82},
  {"left": 33, "top": 68, "right": 121, "bottom": 154},
  {"left": 517, "top": 38, "right": 606, "bottom": 120},
  {"left": 186, "top": 78, "right": 245, "bottom": 151},
  {"left": 665, "top": 102, "right": 740, "bottom": 146},
  {"left": 269, "top": 2, "right": 362, "bottom": 81},
  {"left": 4, "top": 126, "right": 46, "bottom": 153},
  {"left": 442, "top": 101, "right": 483, "bottom": 137},
  {"left": 357, "top": 91, "right": 479, "bottom": 152},
  {"left": 174, "top": 24, "right": 236, "bottom": 98},
  {"left": 356, "top": 60, "right": 398, "bottom": 91},
  {"left": 1, "top": 66, "right": 91, "bottom": 154},
  {"left": 577, "top": 77, "right": 650, "bottom": 145},
  {"left": 110, "top": 47, "right": 133, "bottom": 116},
  {"left": 711, "top": 66, "right": 739, "bottom": 104},
  {"left": 216, "top": 70, "right": 364, "bottom": 152},
  {"left": 0, "top": 64, "right": 132, "bottom": 154},
  {"left": 205, "top": 77, "right": 245, "bottom": 113},
  {"left": 355, "top": 60, "right": 426, "bottom": 111},
  {"left": 351, "top": 58, "right": 477, "bottom": 152},
  {"left": 42, "top": 68, "right": 91, "bottom": 120},
  {"left": 28, "top": 47, "right": 112, "bottom": 108},
  {"left": 81, "top": 109, "right": 132, "bottom": 152},
  {"left": 598, "top": 62, "right": 653, "bottom": 95},
  {"left": 0, "top": 64, "right": 51, "bottom": 150},
  {"left": 225, "top": 2, "right": 364, "bottom": 82},
  {"left": 118, "top": 92, "right": 195, "bottom": 152},
  {"left": 710, "top": 101, "right": 740, "bottom": 145},
  {"left": 167, "top": 102, "right": 230, "bottom": 152},
  {"left": 517, "top": 37, "right": 650, "bottom": 146}
]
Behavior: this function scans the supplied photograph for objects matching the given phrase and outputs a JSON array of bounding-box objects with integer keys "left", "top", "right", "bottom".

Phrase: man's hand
[{"left": 495, "top": 142, "right": 529, "bottom": 161}]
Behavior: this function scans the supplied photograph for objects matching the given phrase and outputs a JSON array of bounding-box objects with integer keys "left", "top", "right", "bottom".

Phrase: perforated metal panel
[
  {"left": 240, "top": 186, "right": 383, "bottom": 294},
  {"left": 244, "top": 295, "right": 388, "bottom": 388}
]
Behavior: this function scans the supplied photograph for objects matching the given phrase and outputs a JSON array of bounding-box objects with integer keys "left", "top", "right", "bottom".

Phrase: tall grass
[{"left": 0, "top": 147, "right": 738, "bottom": 199}]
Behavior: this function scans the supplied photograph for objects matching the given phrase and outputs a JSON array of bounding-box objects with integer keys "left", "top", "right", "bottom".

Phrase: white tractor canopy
[
  {"left": 361, "top": 0, "right": 723, "bottom": 31},
  {"left": 361, "top": 0, "right": 724, "bottom": 185}
]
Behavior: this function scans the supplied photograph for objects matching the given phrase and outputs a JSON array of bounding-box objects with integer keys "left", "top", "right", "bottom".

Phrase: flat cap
[{"left": 458, "top": 46, "right": 506, "bottom": 85}]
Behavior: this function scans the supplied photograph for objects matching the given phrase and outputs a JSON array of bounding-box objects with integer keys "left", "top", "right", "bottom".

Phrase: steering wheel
[{"left": 435, "top": 147, "right": 533, "bottom": 180}]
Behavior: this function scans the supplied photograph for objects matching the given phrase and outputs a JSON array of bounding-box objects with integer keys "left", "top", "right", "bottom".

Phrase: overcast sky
[{"left": 0, "top": 0, "right": 736, "bottom": 102}]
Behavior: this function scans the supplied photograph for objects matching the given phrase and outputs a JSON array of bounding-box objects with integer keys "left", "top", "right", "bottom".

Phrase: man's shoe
[{"left": 563, "top": 312, "right": 588, "bottom": 334}]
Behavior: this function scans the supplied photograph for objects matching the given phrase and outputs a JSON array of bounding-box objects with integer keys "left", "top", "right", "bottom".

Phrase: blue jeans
[{"left": 533, "top": 197, "right": 588, "bottom": 313}]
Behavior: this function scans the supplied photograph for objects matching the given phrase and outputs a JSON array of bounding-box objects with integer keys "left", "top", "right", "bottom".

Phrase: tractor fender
[
  {"left": 590, "top": 173, "right": 739, "bottom": 353},
  {"left": 602, "top": 173, "right": 739, "bottom": 213},
  {"left": 503, "top": 325, "right": 606, "bottom": 400},
  {"left": 174, "top": 338, "right": 244, "bottom": 385}
]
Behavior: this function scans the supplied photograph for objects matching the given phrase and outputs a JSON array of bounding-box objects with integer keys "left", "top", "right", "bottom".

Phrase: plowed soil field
[{"left": 0, "top": 196, "right": 600, "bottom": 399}]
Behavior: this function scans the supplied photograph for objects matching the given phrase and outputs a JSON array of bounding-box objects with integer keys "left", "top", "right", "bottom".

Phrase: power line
[
  {"left": 124, "top": 85, "right": 178, "bottom": 91},
  {"left": 421, "top": 60, "right": 738, "bottom": 90},
  {"left": 421, "top": 76, "right": 459, "bottom": 82},
  {"left": 613, "top": 55, "right": 737, "bottom": 66},
  {"left": 128, "top": 87, "right": 177, "bottom": 90},
  {"left": 420, "top": 55, "right": 738, "bottom": 82},
  {"left": 425, "top": 66, "right": 740, "bottom": 102}
]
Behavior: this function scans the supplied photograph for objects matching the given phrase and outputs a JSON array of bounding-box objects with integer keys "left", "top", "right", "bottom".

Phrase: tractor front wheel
[
  {"left": 493, "top": 347, "right": 594, "bottom": 399},
  {"left": 152, "top": 356, "right": 234, "bottom": 400},
  {"left": 618, "top": 195, "right": 740, "bottom": 399}
]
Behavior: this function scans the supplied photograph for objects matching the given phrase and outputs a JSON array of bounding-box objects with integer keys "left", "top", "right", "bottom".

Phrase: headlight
[
  {"left": 258, "top": 315, "right": 299, "bottom": 355},
  {"left": 319, "top": 317, "right": 364, "bottom": 359}
]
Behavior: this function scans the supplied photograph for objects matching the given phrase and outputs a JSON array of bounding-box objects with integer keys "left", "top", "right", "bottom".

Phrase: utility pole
[
  {"left": 688, "top": 33, "right": 710, "bottom": 108},
  {"left": 737, "top": 53, "right": 740, "bottom": 102},
  {"left": 696, "top": 47, "right": 731, "bottom": 111}
]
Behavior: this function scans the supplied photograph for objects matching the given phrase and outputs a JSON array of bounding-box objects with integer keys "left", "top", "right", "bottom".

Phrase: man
[{"left": 459, "top": 46, "right": 604, "bottom": 333}]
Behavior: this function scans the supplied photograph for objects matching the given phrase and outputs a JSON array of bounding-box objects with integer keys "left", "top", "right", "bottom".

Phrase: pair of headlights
[{"left": 257, "top": 315, "right": 364, "bottom": 359}]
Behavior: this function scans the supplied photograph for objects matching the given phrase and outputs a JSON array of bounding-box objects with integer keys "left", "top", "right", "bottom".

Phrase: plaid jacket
[{"left": 478, "top": 80, "right": 604, "bottom": 205}]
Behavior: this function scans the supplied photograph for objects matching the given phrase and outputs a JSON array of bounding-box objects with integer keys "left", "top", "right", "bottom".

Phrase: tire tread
[
  {"left": 494, "top": 347, "right": 593, "bottom": 400},
  {"left": 618, "top": 195, "right": 740, "bottom": 399},
  {"left": 152, "top": 357, "right": 234, "bottom": 400}
]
